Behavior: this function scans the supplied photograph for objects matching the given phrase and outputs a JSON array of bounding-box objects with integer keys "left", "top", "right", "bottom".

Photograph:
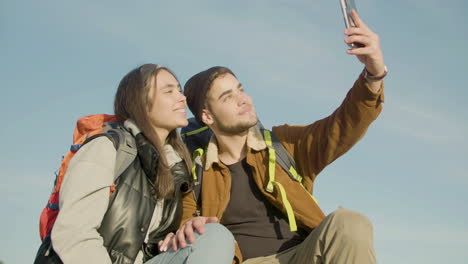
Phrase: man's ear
[{"left": 201, "top": 108, "right": 214, "bottom": 126}]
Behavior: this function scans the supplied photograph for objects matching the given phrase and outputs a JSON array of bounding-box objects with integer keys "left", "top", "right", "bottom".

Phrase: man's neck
[{"left": 215, "top": 130, "right": 249, "bottom": 166}]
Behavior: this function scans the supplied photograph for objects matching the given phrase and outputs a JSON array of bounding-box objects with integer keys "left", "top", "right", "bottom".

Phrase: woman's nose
[{"left": 178, "top": 90, "right": 187, "bottom": 103}]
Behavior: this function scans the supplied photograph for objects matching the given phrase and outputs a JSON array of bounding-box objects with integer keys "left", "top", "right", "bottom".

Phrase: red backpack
[{"left": 39, "top": 114, "right": 137, "bottom": 240}]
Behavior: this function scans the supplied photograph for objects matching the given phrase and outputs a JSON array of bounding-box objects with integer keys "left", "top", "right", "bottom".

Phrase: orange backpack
[{"left": 38, "top": 114, "right": 137, "bottom": 240}]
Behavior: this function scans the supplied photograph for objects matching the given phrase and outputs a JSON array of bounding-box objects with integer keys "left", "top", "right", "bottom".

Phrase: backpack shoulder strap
[
  {"left": 108, "top": 126, "right": 137, "bottom": 178},
  {"left": 262, "top": 127, "right": 318, "bottom": 206},
  {"left": 191, "top": 148, "right": 204, "bottom": 216},
  {"left": 181, "top": 117, "right": 213, "bottom": 153},
  {"left": 261, "top": 128, "right": 302, "bottom": 183},
  {"left": 82, "top": 122, "right": 137, "bottom": 179}
]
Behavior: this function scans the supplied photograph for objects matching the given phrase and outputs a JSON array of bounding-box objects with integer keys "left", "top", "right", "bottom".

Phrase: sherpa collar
[{"left": 204, "top": 125, "right": 266, "bottom": 170}]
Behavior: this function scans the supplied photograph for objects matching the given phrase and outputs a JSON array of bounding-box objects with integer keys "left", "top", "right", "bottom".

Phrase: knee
[
  {"left": 328, "top": 208, "right": 374, "bottom": 241},
  {"left": 189, "top": 223, "right": 235, "bottom": 263},
  {"left": 202, "top": 223, "right": 235, "bottom": 245}
]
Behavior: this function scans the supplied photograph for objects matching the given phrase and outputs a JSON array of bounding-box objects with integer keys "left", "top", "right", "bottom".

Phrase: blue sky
[{"left": 1, "top": 0, "right": 467, "bottom": 263}]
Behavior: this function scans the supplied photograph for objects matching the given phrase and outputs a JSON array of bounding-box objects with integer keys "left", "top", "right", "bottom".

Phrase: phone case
[{"left": 340, "top": 0, "right": 357, "bottom": 28}]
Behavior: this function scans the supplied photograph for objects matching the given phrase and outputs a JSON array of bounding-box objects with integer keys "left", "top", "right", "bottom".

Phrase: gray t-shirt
[{"left": 221, "top": 159, "right": 304, "bottom": 260}]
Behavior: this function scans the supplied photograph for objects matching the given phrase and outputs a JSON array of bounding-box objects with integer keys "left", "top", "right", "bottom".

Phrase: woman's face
[{"left": 149, "top": 69, "right": 188, "bottom": 133}]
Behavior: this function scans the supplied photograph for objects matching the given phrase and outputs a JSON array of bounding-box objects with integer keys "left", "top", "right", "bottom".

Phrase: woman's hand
[{"left": 158, "top": 216, "right": 219, "bottom": 252}]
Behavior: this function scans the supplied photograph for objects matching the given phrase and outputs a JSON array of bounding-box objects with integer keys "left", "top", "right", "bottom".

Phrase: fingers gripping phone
[{"left": 340, "top": 0, "right": 363, "bottom": 48}]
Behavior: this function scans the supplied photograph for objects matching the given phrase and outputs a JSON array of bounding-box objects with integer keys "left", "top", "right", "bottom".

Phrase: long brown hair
[{"left": 114, "top": 64, "right": 192, "bottom": 199}]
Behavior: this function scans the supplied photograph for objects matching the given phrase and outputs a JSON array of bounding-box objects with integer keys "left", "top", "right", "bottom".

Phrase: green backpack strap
[
  {"left": 262, "top": 128, "right": 319, "bottom": 232},
  {"left": 191, "top": 148, "right": 204, "bottom": 216},
  {"left": 261, "top": 129, "right": 298, "bottom": 231},
  {"left": 262, "top": 128, "right": 318, "bottom": 201},
  {"left": 261, "top": 128, "right": 303, "bottom": 183}
]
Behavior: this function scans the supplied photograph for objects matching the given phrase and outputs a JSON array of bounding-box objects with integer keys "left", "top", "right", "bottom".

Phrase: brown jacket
[{"left": 181, "top": 74, "right": 384, "bottom": 263}]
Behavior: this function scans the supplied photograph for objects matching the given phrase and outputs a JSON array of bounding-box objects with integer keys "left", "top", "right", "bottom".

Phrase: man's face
[{"left": 202, "top": 73, "right": 258, "bottom": 135}]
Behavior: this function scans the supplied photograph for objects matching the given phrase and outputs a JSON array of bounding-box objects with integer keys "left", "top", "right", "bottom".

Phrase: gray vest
[
  {"left": 99, "top": 133, "right": 191, "bottom": 263},
  {"left": 34, "top": 131, "right": 191, "bottom": 264}
]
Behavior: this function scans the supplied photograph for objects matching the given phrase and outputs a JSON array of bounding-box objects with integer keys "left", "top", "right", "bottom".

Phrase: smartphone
[
  {"left": 340, "top": 0, "right": 357, "bottom": 28},
  {"left": 340, "top": 0, "right": 363, "bottom": 48}
]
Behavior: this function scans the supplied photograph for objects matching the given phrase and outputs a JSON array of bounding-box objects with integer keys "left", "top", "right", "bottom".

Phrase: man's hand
[
  {"left": 345, "top": 9, "right": 385, "bottom": 78},
  {"left": 158, "top": 216, "right": 219, "bottom": 252}
]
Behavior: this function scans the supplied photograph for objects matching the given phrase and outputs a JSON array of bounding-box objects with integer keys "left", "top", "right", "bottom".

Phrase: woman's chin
[
  {"left": 173, "top": 119, "right": 188, "bottom": 129},
  {"left": 180, "top": 119, "right": 189, "bottom": 127}
]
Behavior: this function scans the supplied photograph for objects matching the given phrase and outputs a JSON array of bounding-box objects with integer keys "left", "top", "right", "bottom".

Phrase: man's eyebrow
[
  {"left": 217, "top": 83, "right": 242, "bottom": 100},
  {"left": 217, "top": 89, "right": 232, "bottom": 100}
]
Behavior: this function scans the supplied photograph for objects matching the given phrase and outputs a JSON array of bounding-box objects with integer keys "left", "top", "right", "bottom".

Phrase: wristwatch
[{"left": 363, "top": 65, "right": 388, "bottom": 81}]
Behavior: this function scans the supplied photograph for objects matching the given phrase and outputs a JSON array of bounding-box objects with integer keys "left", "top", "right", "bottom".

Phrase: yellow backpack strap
[
  {"left": 264, "top": 130, "right": 276, "bottom": 192},
  {"left": 181, "top": 126, "right": 209, "bottom": 138},
  {"left": 288, "top": 166, "right": 303, "bottom": 183},
  {"left": 263, "top": 130, "right": 298, "bottom": 232},
  {"left": 191, "top": 148, "right": 204, "bottom": 216},
  {"left": 264, "top": 128, "right": 319, "bottom": 205},
  {"left": 191, "top": 148, "right": 204, "bottom": 180},
  {"left": 288, "top": 166, "right": 318, "bottom": 204}
]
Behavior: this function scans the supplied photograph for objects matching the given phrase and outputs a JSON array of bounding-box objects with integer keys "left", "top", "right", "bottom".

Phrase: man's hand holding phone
[{"left": 343, "top": 9, "right": 386, "bottom": 91}]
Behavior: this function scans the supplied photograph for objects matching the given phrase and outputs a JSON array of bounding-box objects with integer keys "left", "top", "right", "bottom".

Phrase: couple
[{"left": 42, "top": 10, "right": 386, "bottom": 264}]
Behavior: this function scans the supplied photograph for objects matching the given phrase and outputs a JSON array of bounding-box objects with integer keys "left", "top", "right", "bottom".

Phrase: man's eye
[{"left": 223, "top": 95, "right": 232, "bottom": 102}]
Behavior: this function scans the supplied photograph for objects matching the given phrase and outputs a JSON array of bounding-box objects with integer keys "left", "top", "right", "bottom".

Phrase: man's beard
[{"left": 213, "top": 114, "right": 258, "bottom": 135}]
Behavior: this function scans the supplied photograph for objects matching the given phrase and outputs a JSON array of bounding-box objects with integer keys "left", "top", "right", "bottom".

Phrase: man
[{"left": 160, "top": 10, "right": 385, "bottom": 264}]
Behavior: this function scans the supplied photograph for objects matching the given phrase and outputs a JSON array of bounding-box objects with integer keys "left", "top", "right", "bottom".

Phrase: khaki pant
[{"left": 243, "top": 208, "right": 376, "bottom": 264}]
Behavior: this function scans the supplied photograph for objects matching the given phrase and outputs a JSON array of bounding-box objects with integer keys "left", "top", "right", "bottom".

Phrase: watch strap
[{"left": 363, "top": 65, "right": 388, "bottom": 81}]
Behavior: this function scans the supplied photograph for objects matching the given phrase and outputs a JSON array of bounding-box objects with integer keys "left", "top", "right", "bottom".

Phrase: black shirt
[{"left": 221, "top": 159, "right": 304, "bottom": 260}]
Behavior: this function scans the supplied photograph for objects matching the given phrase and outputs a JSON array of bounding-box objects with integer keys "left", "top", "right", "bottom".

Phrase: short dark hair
[{"left": 183, "top": 66, "right": 235, "bottom": 125}]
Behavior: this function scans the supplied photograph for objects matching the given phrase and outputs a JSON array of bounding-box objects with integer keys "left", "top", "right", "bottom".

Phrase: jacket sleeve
[
  {"left": 51, "top": 137, "right": 116, "bottom": 264},
  {"left": 181, "top": 191, "right": 198, "bottom": 226},
  {"left": 272, "top": 74, "right": 384, "bottom": 185}
]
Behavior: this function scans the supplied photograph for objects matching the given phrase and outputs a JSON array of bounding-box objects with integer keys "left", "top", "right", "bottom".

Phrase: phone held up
[{"left": 340, "top": 0, "right": 364, "bottom": 48}]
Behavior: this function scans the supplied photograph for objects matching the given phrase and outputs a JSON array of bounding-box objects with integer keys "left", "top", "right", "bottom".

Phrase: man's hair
[
  {"left": 184, "top": 66, "right": 235, "bottom": 125},
  {"left": 114, "top": 63, "right": 192, "bottom": 199}
]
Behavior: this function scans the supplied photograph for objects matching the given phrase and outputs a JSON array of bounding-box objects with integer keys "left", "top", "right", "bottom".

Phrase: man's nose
[{"left": 237, "top": 92, "right": 247, "bottom": 106}]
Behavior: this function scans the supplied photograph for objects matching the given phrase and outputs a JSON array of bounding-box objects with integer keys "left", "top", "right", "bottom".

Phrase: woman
[{"left": 46, "top": 64, "right": 234, "bottom": 264}]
